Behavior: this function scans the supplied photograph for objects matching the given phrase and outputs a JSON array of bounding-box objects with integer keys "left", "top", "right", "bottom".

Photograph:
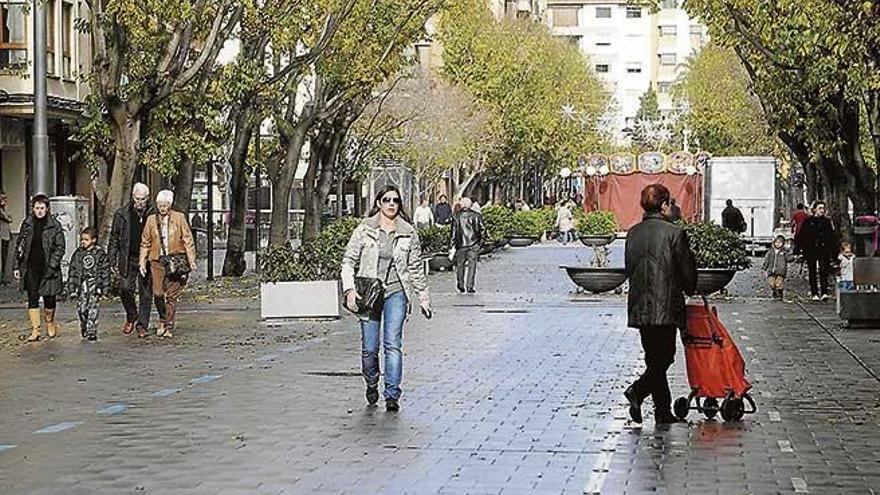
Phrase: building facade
[
  {"left": 0, "top": 0, "right": 91, "bottom": 231},
  {"left": 545, "top": 0, "right": 706, "bottom": 140}
]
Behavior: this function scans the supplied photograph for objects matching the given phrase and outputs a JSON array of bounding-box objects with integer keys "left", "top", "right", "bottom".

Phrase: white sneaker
[
  {"left": 812, "top": 295, "right": 820, "bottom": 301},
  {"left": 821, "top": 294, "right": 829, "bottom": 302}
]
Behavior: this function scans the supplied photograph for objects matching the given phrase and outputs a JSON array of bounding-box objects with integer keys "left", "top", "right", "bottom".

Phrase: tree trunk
[
  {"left": 335, "top": 177, "right": 344, "bottom": 218},
  {"left": 97, "top": 114, "right": 142, "bottom": 247},
  {"left": 221, "top": 109, "right": 254, "bottom": 276},
  {"left": 268, "top": 114, "right": 314, "bottom": 247},
  {"left": 172, "top": 156, "right": 196, "bottom": 216},
  {"left": 301, "top": 137, "right": 323, "bottom": 242}
]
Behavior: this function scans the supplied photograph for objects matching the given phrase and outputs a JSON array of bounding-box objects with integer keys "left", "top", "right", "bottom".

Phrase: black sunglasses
[{"left": 381, "top": 196, "right": 401, "bottom": 205}]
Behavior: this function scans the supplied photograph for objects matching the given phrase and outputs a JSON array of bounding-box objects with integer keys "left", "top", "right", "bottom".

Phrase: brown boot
[
  {"left": 44, "top": 308, "right": 59, "bottom": 339},
  {"left": 27, "top": 309, "right": 42, "bottom": 342}
]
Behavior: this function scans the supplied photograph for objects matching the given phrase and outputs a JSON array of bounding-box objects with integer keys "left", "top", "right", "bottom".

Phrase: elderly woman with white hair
[{"left": 139, "top": 189, "right": 196, "bottom": 338}]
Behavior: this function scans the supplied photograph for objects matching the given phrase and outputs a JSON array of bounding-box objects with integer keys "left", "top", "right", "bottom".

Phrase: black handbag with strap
[
  {"left": 155, "top": 214, "right": 192, "bottom": 279},
  {"left": 352, "top": 262, "right": 394, "bottom": 319}
]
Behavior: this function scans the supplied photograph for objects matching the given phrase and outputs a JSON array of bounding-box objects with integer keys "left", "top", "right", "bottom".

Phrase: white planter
[{"left": 260, "top": 280, "right": 341, "bottom": 319}]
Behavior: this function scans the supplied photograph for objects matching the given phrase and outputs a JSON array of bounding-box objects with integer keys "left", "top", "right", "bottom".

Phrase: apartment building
[
  {"left": 545, "top": 0, "right": 707, "bottom": 140},
  {"left": 0, "top": 0, "right": 91, "bottom": 228}
]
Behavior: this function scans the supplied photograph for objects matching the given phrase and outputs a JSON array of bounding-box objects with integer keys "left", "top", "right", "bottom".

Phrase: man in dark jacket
[
  {"left": 108, "top": 183, "right": 156, "bottom": 337},
  {"left": 668, "top": 198, "right": 682, "bottom": 223},
  {"left": 434, "top": 195, "right": 453, "bottom": 225},
  {"left": 794, "top": 201, "right": 837, "bottom": 300},
  {"left": 722, "top": 199, "right": 747, "bottom": 234},
  {"left": 450, "top": 197, "right": 487, "bottom": 293},
  {"left": 624, "top": 184, "right": 697, "bottom": 425}
]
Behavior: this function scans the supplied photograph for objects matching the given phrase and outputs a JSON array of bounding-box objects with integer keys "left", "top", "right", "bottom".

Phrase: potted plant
[
  {"left": 682, "top": 221, "right": 751, "bottom": 294},
  {"left": 508, "top": 209, "right": 545, "bottom": 247},
  {"left": 418, "top": 224, "right": 454, "bottom": 272},
  {"left": 481, "top": 204, "right": 514, "bottom": 249},
  {"left": 575, "top": 210, "right": 618, "bottom": 247},
  {"left": 258, "top": 217, "right": 359, "bottom": 319}
]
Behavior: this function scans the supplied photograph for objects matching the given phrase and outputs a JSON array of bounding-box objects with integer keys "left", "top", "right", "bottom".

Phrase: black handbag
[
  {"left": 156, "top": 214, "right": 192, "bottom": 279},
  {"left": 351, "top": 263, "right": 394, "bottom": 319}
]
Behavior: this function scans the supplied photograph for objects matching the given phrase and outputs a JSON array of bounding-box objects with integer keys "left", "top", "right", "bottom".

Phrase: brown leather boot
[
  {"left": 44, "top": 308, "right": 59, "bottom": 339},
  {"left": 27, "top": 309, "right": 42, "bottom": 342}
]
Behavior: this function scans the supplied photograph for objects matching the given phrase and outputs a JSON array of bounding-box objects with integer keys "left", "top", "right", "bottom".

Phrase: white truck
[{"left": 705, "top": 156, "right": 778, "bottom": 253}]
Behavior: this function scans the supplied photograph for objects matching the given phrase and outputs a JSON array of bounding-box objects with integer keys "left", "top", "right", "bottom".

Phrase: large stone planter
[
  {"left": 495, "top": 238, "right": 509, "bottom": 249},
  {"left": 261, "top": 280, "right": 340, "bottom": 319},
  {"left": 561, "top": 266, "right": 627, "bottom": 294},
  {"left": 508, "top": 235, "right": 539, "bottom": 247},
  {"left": 695, "top": 269, "right": 737, "bottom": 295},
  {"left": 579, "top": 234, "right": 616, "bottom": 247},
  {"left": 428, "top": 253, "right": 454, "bottom": 272}
]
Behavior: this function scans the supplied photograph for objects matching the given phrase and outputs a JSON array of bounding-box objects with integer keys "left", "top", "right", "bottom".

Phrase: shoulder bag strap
[{"left": 156, "top": 214, "right": 168, "bottom": 258}]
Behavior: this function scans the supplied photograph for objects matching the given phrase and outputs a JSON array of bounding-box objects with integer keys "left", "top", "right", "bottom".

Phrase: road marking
[
  {"left": 583, "top": 411, "right": 626, "bottom": 494},
  {"left": 0, "top": 444, "right": 17, "bottom": 453},
  {"left": 746, "top": 346, "right": 756, "bottom": 353},
  {"left": 740, "top": 334, "right": 750, "bottom": 340},
  {"left": 152, "top": 388, "right": 181, "bottom": 397},
  {"left": 190, "top": 374, "right": 223, "bottom": 384},
  {"left": 769, "top": 411, "right": 781, "bottom": 422},
  {"left": 96, "top": 404, "right": 129, "bottom": 415},
  {"left": 778, "top": 440, "right": 794, "bottom": 453},
  {"left": 33, "top": 422, "right": 82, "bottom": 434},
  {"left": 256, "top": 354, "right": 279, "bottom": 362},
  {"left": 791, "top": 477, "right": 809, "bottom": 493},
  {"left": 735, "top": 319, "right": 743, "bottom": 324}
]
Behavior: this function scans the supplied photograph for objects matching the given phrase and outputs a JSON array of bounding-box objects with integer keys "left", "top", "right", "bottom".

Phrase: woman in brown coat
[{"left": 139, "top": 189, "right": 196, "bottom": 338}]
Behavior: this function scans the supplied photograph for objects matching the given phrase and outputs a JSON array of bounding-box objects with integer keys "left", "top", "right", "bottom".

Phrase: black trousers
[
  {"left": 454, "top": 245, "right": 480, "bottom": 290},
  {"left": 119, "top": 258, "right": 152, "bottom": 329},
  {"left": 806, "top": 257, "right": 830, "bottom": 296},
  {"left": 631, "top": 325, "right": 677, "bottom": 412},
  {"left": 1, "top": 239, "right": 8, "bottom": 281}
]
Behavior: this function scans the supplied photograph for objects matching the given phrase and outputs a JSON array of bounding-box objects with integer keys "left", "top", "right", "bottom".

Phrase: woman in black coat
[{"left": 14, "top": 195, "right": 66, "bottom": 341}]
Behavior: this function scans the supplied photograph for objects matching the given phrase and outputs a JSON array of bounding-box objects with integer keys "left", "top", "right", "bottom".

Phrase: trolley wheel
[
  {"left": 673, "top": 397, "right": 689, "bottom": 420},
  {"left": 721, "top": 398, "right": 745, "bottom": 422},
  {"left": 702, "top": 398, "right": 719, "bottom": 420}
]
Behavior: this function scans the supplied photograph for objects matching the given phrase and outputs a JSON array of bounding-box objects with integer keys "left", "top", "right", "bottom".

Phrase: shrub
[
  {"left": 259, "top": 217, "right": 361, "bottom": 283},
  {"left": 534, "top": 207, "right": 556, "bottom": 232},
  {"left": 682, "top": 221, "right": 751, "bottom": 270},
  {"left": 481, "top": 204, "right": 514, "bottom": 242},
  {"left": 509, "top": 209, "right": 546, "bottom": 237},
  {"left": 418, "top": 224, "right": 451, "bottom": 255},
  {"left": 575, "top": 210, "right": 618, "bottom": 236}
]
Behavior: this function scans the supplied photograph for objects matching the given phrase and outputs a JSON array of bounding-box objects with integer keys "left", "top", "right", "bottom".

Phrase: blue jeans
[
  {"left": 839, "top": 280, "right": 854, "bottom": 291},
  {"left": 360, "top": 291, "right": 407, "bottom": 400}
]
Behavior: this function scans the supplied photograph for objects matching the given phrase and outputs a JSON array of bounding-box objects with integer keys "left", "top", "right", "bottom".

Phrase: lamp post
[
  {"left": 33, "top": 0, "right": 52, "bottom": 196},
  {"left": 206, "top": 160, "right": 215, "bottom": 281}
]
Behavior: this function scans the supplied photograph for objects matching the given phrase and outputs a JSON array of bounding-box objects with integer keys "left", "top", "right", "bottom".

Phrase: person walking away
[
  {"left": 624, "top": 184, "right": 697, "bottom": 425},
  {"left": 762, "top": 235, "right": 793, "bottom": 300},
  {"left": 140, "top": 190, "right": 196, "bottom": 339},
  {"left": 555, "top": 201, "right": 575, "bottom": 244},
  {"left": 413, "top": 199, "right": 434, "bottom": 229},
  {"left": 721, "top": 199, "right": 747, "bottom": 234},
  {"left": 67, "top": 227, "right": 110, "bottom": 341},
  {"left": 341, "top": 185, "right": 432, "bottom": 412},
  {"left": 838, "top": 241, "right": 855, "bottom": 292},
  {"left": 791, "top": 203, "right": 809, "bottom": 242},
  {"left": 450, "top": 197, "right": 487, "bottom": 294},
  {"left": 14, "top": 195, "right": 65, "bottom": 341},
  {"left": 433, "top": 195, "right": 452, "bottom": 225},
  {"left": 795, "top": 201, "right": 837, "bottom": 301},
  {"left": 0, "top": 191, "right": 12, "bottom": 284},
  {"left": 668, "top": 198, "right": 683, "bottom": 223},
  {"left": 109, "top": 183, "right": 156, "bottom": 338}
]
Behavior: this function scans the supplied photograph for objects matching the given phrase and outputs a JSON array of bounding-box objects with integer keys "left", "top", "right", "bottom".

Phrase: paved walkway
[{"left": 0, "top": 243, "right": 878, "bottom": 494}]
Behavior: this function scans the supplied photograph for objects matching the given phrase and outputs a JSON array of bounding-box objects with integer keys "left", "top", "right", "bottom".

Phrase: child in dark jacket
[
  {"left": 762, "top": 235, "right": 793, "bottom": 300},
  {"left": 67, "top": 227, "right": 110, "bottom": 341}
]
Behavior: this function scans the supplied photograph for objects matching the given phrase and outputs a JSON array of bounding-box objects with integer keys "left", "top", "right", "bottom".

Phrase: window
[
  {"left": 659, "top": 53, "right": 677, "bottom": 65},
  {"left": 626, "top": 63, "right": 642, "bottom": 74},
  {"left": 564, "top": 35, "right": 581, "bottom": 47},
  {"left": 0, "top": 3, "right": 27, "bottom": 69},
  {"left": 595, "top": 64, "right": 610, "bottom": 73},
  {"left": 551, "top": 7, "right": 579, "bottom": 28},
  {"left": 689, "top": 24, "right": 703, "bottom": 35},
  {"left": 662, "top": 0, "right": 678, "bottom": 8},
  {"left": 625, "top": 6, "right": 642, "bottom": 18},
  {"left": 47, "top": 0, "right": 56, "bottom": 74},
  {"left": 62, "top": 2, "right": 72, "bottom": 78},
  {"left": 657, "top": 82, "right": 673, "bottom": 94},
  {"left": 596, "top": 6, "right": 611, "bottom": 18},
  {"left": 660, "top": 25, "right": 677, "bottom": 36},
  {"left": 595, "top": 41, "right": 611, "bottom": 47}
]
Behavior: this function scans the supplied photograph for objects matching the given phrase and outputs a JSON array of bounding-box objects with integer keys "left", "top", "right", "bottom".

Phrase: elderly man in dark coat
[{"left": 624, "top": 183, "right": 697, "bottom": 425}]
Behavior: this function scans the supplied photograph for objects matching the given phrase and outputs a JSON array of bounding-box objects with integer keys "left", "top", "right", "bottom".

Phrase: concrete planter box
[
  {"left": 838, "top": 291, "right": 880, "bottom": 328},
  {"left": 561, "top": 266, "right": 627, "bottom": 294},
  {"left": 508, "top": 235, "right": 539, "bottom": 247},
  {"left": 579, "top": 234, "right": 616, "bottom": 248},
  {"left": 260, "top": 280, "right": 341, "bottom": 319},
  {"left": 695, "top": 269, "right": 737, "bottom": 295}
]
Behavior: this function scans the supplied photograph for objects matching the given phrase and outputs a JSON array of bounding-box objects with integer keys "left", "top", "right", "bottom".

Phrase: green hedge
[
  {"left": 574, "top": 210, "right": 618, "bottom": 236},
  {"left": 481, "top": 204, "right": 514, "bottom": 242},
  {"left": 260, "top": 217, "right": 361, "bottom": 283},
  {"left": 509, "top": 209, "right": 549, "bottom": 237},
  {"left": 682, "top": 221, "right": 751, "bottom": 269},
  {"left": 418, "top": 224, "right": 451, "bottom": 255}
]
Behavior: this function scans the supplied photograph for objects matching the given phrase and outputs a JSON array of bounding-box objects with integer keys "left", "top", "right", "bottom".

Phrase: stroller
[{"left": 673, "top": 298, "right": 757, "bottom": 422}]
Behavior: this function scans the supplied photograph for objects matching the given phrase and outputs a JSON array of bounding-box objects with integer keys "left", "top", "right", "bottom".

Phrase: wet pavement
[{"left": 0, "top": 241, "right": 878, "bottom": 494}]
